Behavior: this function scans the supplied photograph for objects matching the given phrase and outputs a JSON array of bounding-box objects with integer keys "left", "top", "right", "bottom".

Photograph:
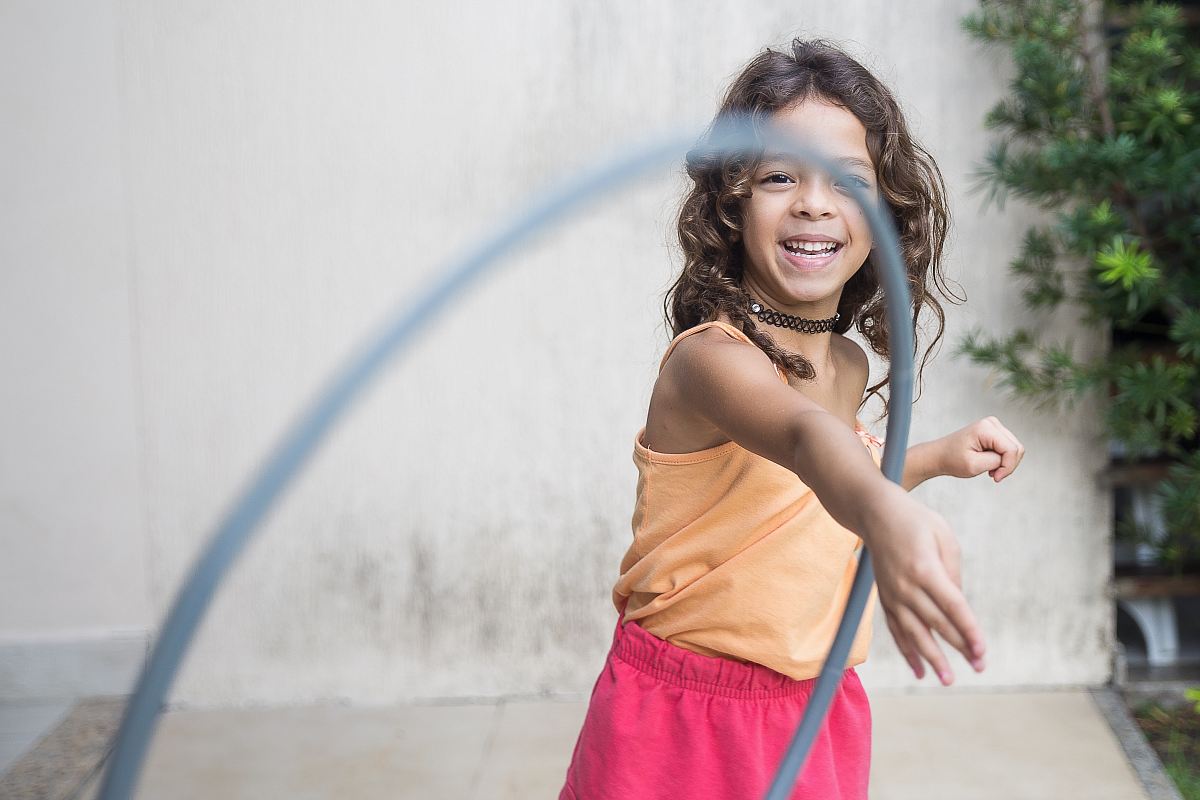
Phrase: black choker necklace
[{"left": 748, "top": 300, "right": 840, "bottom": 333}]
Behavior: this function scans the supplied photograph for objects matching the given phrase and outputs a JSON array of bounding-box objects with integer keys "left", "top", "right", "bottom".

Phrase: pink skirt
[{"left": 559, "top": 615, "right": 871, "bottom": 800}]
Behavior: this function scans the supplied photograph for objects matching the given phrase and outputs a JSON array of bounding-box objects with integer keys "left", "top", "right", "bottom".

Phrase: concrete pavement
[{"left": 0, "top": 686, "right": 1169, "bottom": 799}]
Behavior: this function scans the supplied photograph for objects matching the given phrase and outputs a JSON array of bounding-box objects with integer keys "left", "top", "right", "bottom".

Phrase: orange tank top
[{"left": 612, "top": 321, "right": 883, "bottom": 680}]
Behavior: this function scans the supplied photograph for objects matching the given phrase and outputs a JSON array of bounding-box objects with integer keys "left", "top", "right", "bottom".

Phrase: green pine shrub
[{"left": 958, "top": 0, "right": 1200, "bottom": 573}]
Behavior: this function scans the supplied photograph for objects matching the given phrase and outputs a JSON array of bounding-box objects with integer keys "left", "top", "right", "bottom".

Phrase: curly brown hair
[{"left": 665, "top": 38, "right": 964, "bottom": 417}]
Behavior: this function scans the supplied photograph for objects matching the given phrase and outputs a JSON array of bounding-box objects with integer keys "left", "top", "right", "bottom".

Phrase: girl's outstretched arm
[
  {"left": 901, "top": 441, "right": 942, "bottom": 491},
  {"left": 662, "top": 328, "right": 987, "bottom": 685}
]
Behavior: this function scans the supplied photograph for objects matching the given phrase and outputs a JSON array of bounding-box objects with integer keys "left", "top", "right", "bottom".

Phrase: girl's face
[{"left": 739, "top": 98, "right": 878, "bottom": 311}]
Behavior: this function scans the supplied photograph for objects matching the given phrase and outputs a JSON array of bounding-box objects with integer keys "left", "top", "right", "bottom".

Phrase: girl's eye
[
  {"left": 762, "top": 172, "right": 872, "bottom": 189},
  {"left": 836, "top": 175, "right": 872, "bottom": 190}
]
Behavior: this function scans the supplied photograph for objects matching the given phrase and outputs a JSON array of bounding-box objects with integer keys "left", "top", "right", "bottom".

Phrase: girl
[{"left": 558, "top": 39, "right": 1025, "bottom": 800}]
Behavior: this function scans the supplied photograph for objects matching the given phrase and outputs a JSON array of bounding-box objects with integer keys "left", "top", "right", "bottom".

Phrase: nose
[{"left": 789, "top": 175, "right": 837, "bottom": 219}]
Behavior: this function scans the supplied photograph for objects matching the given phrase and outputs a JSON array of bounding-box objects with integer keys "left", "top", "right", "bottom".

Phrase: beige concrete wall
[
  {"left": 0, "top": 0, "right": 149, "bottom": 697},
  {"left": 0, "top": 0, "right": 1112, "bottom": 706}
]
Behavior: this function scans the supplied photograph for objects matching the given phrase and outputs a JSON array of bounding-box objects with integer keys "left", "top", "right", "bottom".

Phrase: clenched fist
[{"left": 930, "top": 415, "right": 1025, "bottom": 483}]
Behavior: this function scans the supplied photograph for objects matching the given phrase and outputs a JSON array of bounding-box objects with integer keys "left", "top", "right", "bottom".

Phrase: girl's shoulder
[
  {"left": 660, "top": 319, "right": 787, "bottom": 383},
  {"left": 661, "top": 318, "right": 750, "bottom": 356},
  {"left": 642, "top": 319, "right": 795, "bottom": 456}
]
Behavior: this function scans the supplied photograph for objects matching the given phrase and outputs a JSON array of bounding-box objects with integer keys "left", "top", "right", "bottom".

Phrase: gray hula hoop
[{"left": 97, "top": 117, "right": 913, "bottom": 800}]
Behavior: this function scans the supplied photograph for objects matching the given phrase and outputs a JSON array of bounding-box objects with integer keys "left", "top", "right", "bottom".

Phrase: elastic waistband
[{"left": 610, "top": 616, "right": 849, "bottom": 700}]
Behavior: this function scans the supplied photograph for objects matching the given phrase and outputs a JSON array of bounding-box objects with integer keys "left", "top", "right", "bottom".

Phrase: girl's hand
[
  {"left": 865, "top": 488, "right": 986, "bottom": 686},
  {"left": 932, "top": 416, "right": 1025, "bottom": 483}
]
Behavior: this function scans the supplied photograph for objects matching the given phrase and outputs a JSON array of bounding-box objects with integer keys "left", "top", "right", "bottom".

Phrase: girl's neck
[
  {"left": 717, "top": 310, "right": 837, "bottom": 378},
  {"left": 735, "top": 286, "right": 839, "bottom": 375}
]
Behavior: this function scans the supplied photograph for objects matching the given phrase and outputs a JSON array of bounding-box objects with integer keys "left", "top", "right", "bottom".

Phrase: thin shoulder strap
[{"left": 658, "top": 321, "right": 789, "bottom": 384}]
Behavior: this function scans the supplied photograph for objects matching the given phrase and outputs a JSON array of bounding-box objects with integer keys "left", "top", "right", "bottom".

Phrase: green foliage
[
  {"left": 1187, "top": 687, "right": 1200, "bottom": 714},
  {"left": 1011, "top": 228, "right": 1067, "bottom": 308},
  {"left": 1169, "top": 306, "right": 1200, "bottom": 359},
  {"left": 1094, "top": 236, "right": 1159, "bottom": 290},
  {"left": 1133, "top": 700, "right": 1200, "bottom": 798},
  {"left": 959, "top": 1, "right": 1200, "bottom": 573},
  {"left": 1106, "top": 355, "right": 1198, "bottom": 451}
]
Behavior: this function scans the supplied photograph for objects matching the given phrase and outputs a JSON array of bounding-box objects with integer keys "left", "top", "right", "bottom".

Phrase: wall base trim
[{"left": 0, "top": 629, "right": 149, "bottom": 700}]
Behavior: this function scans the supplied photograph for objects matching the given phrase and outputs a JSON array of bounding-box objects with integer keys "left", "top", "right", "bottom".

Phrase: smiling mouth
[
  {"left": 781, "top": 240, "right": 843, "bottom": 257},
  {"left": 778, "top": 241, "right": 843, "bottom": 269}
]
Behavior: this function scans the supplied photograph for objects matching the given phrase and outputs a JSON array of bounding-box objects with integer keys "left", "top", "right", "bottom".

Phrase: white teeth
[{"left": 783, "top": 240, "right": 839, "bottom": 254}]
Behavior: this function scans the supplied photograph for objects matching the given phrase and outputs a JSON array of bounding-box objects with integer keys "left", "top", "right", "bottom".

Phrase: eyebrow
[{"left": 761, "top": 153, "right": 875, "bottom": 174}]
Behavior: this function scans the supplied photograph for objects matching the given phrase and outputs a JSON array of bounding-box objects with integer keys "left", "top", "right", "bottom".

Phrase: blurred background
[{"left": 2, "top": 0, "right": 1197, "bottom": 798}]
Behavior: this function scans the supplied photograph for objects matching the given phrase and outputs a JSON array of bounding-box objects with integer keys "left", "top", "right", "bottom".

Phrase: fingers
[
  {"left": 890, "top": 604, "right": 956, "bottom": 684},
  {"left": 875, "top": 496, "right": 989, "bottom": 686},
  {"left": 984, "top": 416, "right": 1025, "bottom": 481},
  {"left": 934, "top": 533, "right": 986, "bottom": 662},
  {"left": 994, "top": 435, "right": 1021, "bottom": 481},
  {"left": 885, "top": 572, "right": 987, "bottom": 685},
  {"left": 885, "top": 611, "right": 925, "bottom": 680},
  {"left": 911, "top": 584, "right": 987, "bottom": 672}
]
